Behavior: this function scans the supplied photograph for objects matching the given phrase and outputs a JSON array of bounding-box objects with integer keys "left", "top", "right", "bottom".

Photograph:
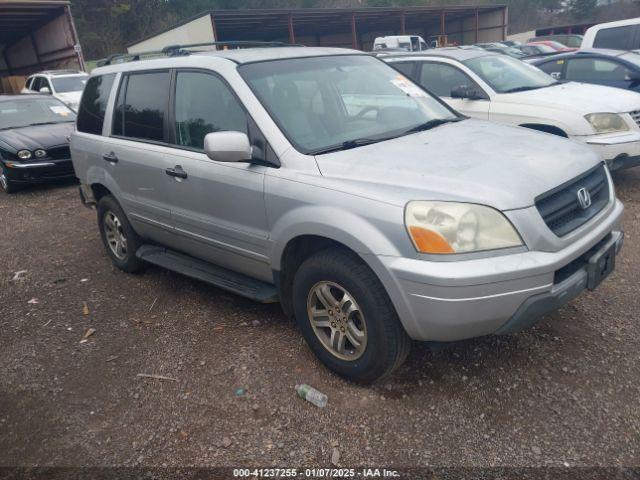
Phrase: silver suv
[{"left": 71, "top": 45, "right": 624, "bottom": 383}]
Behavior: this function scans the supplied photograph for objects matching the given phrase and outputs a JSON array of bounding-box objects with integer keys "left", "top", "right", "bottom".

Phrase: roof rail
[{"left": 98, "top": 41, "right": 302, "bottom": 67}]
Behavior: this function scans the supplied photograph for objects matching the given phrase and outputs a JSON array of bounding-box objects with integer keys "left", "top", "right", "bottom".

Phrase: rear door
[
  {"left": 102, "top": 70, "right": 176, "bottom": 246},
  {"left": 416, "top": 61, "right": 490, "bottom": 119},
  {"left": 162, "top": 69, "right": 272, "bottom": 281}
]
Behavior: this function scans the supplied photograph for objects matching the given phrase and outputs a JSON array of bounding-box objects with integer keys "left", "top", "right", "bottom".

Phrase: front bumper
[
  {"left": 579, "top": 131, "right": 640, "bottom": 171},
  {"left": 376, "top": 199, "right": 624, "bottom": 342},
  {"left": 2, "top": 158, "right": 76, "bottom": 183}
]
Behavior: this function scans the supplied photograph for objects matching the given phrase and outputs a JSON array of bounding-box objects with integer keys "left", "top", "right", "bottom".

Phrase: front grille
[
  {"left": 536, "top": 164, "right": 610, "bottom": 237},
  {"left": 630, "top": 110, "right": 640, "bottom": 128},
  {"left": 47, "top": 146, "right": 70, "bottom": 160}
]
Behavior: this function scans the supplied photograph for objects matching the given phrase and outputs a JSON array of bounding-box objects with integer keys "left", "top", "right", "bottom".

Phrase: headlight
[
  {"left": 17, "top": 150, "right": 31, "bottom": 160},
  {"left": 585, "top": 113, "right": 629, "bottom": 134},
  {"left": 405, "top": 201, "right": 523, "bottom": 254},
  {"left": 34, "top": 149, "right": 47, "bottom": 158}
]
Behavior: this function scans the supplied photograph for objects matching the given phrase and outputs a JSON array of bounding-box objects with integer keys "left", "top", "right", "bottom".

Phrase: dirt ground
[{"left": 0, "top": 170, "right": 639, "bottom": 472}]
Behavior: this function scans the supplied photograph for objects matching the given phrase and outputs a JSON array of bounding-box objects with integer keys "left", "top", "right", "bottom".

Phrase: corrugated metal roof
[{"left": 0, "top": 0, "right": 70, "bottom": 45}]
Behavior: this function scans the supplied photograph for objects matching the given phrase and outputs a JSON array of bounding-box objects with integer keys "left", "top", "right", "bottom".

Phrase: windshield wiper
[
  {"left": 311, "top": 137, "right": 386, "bottom": 155},
  {"left": 503, "top": 82, "right": 560, "bottom": 94},
  {"left": 27, "top": 122, "right": 64, "bottom": 127},
  {"left": 402, "top": 117, "right": 463, "bottom": 135}
]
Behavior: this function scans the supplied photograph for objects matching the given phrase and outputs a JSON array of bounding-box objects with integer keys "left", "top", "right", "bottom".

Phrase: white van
[
  {"left": 582, "top": 17, "right": 640, "bottom": 50},
  {"left": 373, "top": 35, "right": 429, "bottom": 52}
]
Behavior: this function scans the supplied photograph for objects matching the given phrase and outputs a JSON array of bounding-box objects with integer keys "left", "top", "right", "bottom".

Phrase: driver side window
[{"left": 418, "top": 62, "right": 485, "bottom": 98}]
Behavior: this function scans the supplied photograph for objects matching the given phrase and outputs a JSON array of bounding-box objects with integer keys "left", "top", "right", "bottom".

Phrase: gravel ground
[{"left": 0, "top": 171, "right": 639, "bottom": 471}]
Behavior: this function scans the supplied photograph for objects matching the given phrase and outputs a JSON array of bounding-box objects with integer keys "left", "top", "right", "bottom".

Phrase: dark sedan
[
  {"left": 531, "top": 49, "right": 640, "bottom": 92},
  {"left": 0, "top": 95, "right": 76, "bottom": 193}
]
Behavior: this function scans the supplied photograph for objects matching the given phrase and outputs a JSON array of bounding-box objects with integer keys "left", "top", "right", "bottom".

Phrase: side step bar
[{"left": 136, "top": 245, "right": 279, "bottom": 304}]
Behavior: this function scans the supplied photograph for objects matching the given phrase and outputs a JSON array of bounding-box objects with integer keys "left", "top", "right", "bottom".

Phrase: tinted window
[
  {"left": 537, "top": 59, "right": 565, "bottom": 79},
  {"left": 419, "top": 62, "right": 482, "bottom": 97},
  {"left": 391, "top": 62, "right": 417, "bottom": 79},
  {"left": 114, "top": 71, "right": 170, "bottom": 142},
  {"left": 26, "top": 77, "right": 34, "bottom": 89},
  {"left": 566, "top": 58, "right": 631, "bottom": 82},
  {"left": 594, "top": 25, "right": 634, "bottom": 49},
  {"left": 31, "top": 77, "right": 42, "bottom": 92},
  {"left": 174, "top": 71, "right": 247, "bottom": 150},
  {"left": 77, "top": 74, "right": 115, "bottom": 135}
]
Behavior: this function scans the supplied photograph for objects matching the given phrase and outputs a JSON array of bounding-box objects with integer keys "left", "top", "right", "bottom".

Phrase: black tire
[
  {"left": 97, "top": 195, "right": 145, "bottom": 273},
  {"left": 0, "top": 167, "right": 19, "bottom": 194},
  {"left": 292, "top": 248, "right": 411, "bottom": 383}
]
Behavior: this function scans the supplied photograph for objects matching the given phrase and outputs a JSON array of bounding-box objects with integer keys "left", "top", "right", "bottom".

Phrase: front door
[{"left": 163, "top": 69, "right": 272, "bottom": 282}]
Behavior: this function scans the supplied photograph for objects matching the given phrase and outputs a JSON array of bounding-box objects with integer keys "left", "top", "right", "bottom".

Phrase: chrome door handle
[
  {"left": 102, "top": 152, "right": 118, "bottom": 163},
  {"left": 165, "top": 166, "right": 188, "bottom": 179}
]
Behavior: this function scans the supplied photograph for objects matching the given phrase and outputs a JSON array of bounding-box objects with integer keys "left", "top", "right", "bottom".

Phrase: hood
[
  {"left": 314, "top": 119, "right": 602, "bottom": 211},
  {"left": 0, "top": 122, "right": 74, "bottom": 152},
  {"left": 56, "top": 92, "right": 82, "bottom": 107},
  {"left": 498, "top": 82, "right": 640, "bottom": 114}
]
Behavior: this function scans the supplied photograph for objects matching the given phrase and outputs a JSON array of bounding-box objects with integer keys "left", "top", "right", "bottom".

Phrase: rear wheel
[
  {"left": 292, "top": 248, "right": 411, "bottom": 383},
  {"left": 0, "top": 167, "right": 19, "bottom": 194},
  {"left": 97, "top": 195, "right": 144, "bottom": 273}
]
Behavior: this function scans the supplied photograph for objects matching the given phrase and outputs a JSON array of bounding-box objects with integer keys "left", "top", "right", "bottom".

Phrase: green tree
[{"left": 568, "top": 0, "right": 598, "bottom": 21}]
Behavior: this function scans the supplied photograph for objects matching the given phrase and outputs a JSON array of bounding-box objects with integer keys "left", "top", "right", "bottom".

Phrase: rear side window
[
  {"left": 594, "top": 26, "right": 634, "bottom": 49},
  {"left": 77, "top": 74, "right": 115, "bottom": 135},
  {"left": 113, "top": 71, "right": 170, "bottom": 142},
  {"left": 173, "top": 71, "right": 247, "bottom": 150}
]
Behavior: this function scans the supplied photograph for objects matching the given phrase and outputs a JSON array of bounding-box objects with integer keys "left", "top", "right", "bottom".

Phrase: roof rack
[{"left": 98, "top": 41, "right": 302, "bottom": 67}]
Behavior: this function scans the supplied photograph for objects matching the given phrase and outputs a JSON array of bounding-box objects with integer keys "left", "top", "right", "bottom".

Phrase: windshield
[
  {"left": 0, "top": 98, "right": 76, "bottom": 130},
  {"left": 464, "top": 55, "right": 557, "bottom": 94},
  {"left": 239, "top": 55, "right": 459, "bottom": 154},
  {"left": 52, "top": 75, "right": 88, "bottom": 93}
]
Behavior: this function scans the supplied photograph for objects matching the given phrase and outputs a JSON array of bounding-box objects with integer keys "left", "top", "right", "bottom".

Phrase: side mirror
[
  {"left": 627, "top": 71, "right": 640, "bottom": 82},
  {"left": 39, "top": 86, "right": 51, "bottom": 94},
  {"left": 204, "top": 131, "right": 253, "bottom": 163},
  {"left": 451, "top": 85, "right": 480, "bottom": 100}
]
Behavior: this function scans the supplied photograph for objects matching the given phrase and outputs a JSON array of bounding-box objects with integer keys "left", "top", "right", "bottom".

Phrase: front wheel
[
  {"left": 0, "top": 167, "right": 19, "bottom": 194},
  {"left": 292, "top": 248, "right": 411, "bottom": 383},
  {"left": 97, "top": 195, "right": 145, "bottom": 273}
]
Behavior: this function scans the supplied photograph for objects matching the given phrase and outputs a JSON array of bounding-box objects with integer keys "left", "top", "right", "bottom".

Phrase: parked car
[
  {"left": 529, "top": 34, "right": 584, "bottom": 49},
  {"left": 531, "top": 49, "right": 640, "bottom": 92},
  {"left": 373, "top": 35, "right": 429, "bottom": 52},
  {"left": 21, "top": 70, "right": 89, "bottom": 111},
  {"left": 527, "top": 40, "right": 576, "bottom": 52},
  {"left": 515, "top": 43, "right": 559, "bottom": 57},
  {"left": 384, "top": 48, "right": 640, "bottom": 172},
  {"left": 0, "top": 95, "right": 76, "bottom": 193},
  {"left": 71, "top": 46, "right": 624, "bottom": 382},
  {"left": 582, "top": 17, "right": 640, "bottom": 51},
  {"left": 475, "top": 42, "right": 528, "bottom": 59}
]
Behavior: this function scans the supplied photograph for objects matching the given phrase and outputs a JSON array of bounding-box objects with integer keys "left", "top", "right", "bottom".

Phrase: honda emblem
[{"left": 577, "top": 187, "right": 592, "bottom": 210}]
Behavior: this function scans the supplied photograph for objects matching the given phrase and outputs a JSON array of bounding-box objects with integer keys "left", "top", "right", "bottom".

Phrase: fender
[{"left": 269, "top": 204, "right": 402, "bottom": 272}]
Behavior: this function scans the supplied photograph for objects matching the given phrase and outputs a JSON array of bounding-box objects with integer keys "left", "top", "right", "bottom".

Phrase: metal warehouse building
[
  {"left": 0, "top": 0, "right": 84, "bottom": 77},
  {"left": 128, "top": 5, "right": 508, "bottom": 54}
]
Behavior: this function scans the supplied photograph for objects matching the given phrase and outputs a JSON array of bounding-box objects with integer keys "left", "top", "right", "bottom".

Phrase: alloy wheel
[
  {"left": 103, "top": 211, "right": 128, "bottom": 260},
  {"left": 307, "top": 281, "right": 368, "bottom": 361}
]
